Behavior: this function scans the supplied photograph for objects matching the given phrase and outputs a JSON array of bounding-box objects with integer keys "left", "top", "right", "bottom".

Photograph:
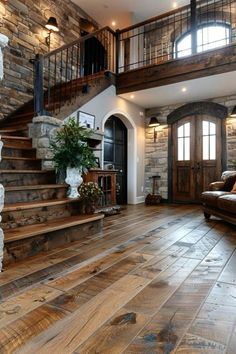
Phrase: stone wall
[
  {"left": 0, "top": 0, "right": 98, "bottom": 120},
  {"left": 29, "top": 115, "right": 62, "bottom": 170},
  {"left": 145, "top": 94, "right": 236, "bottom": 200}
]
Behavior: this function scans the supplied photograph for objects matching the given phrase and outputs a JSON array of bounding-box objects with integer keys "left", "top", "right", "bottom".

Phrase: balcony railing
[
  {"left": 117, "top": 0, "right": 236, "bottom": 73},
  {"left": 34, "top": 27, "right": 116, "bottom": 116}
]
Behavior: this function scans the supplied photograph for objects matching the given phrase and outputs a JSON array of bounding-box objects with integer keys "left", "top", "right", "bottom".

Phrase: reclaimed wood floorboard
[{"left": 0, "top": 204, "right": 235, "bottom": 353}]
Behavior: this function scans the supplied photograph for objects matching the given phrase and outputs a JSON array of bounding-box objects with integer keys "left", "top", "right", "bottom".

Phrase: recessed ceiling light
[
  {"left": 173, "top": 2, "right": 177, "bottom": 8},
  {"left": 130, "top": 94, "right": 135, "bottom": 99},
  {"left": 111, "top": 21, "right": 116, "bottom": 27},
  {"left": 182, "top": 87, "right": 187, "bottom": 92}
]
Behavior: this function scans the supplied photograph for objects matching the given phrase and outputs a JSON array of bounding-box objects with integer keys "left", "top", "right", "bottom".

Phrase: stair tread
[
  {"left": 0, "top": 170, "right": 53, "bottom": 174},
  {"left": 1, "top": 156, "right": 40, "bottom": 161},
  {"left": 4, "top": 214, "right": 103, "bottom": 242},
  {"left": 5, "top": 184, "right": 66, "bottom": 191},
  {"left": 1, "top": 135, "right": 31, "bottom": 141},
  {"left": 3, "top": 197, "right": 79, "bottom": 212},
  {"left": 3, "top": 144, "right": 35, "bottom": 150}
]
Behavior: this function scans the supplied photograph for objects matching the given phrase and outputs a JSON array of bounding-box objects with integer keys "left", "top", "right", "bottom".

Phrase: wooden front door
[
  {"left": 104, "top": 116, "right": 127, "bottom": 204},
  {"left": 172, "top": 115, "right": 222, "bottom": 202}
]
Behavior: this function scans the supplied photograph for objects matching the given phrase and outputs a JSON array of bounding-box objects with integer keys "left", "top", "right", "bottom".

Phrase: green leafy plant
[
  {"left": 50, "top": 118, "right": 96, "bottom": 173},
  {"left": 78, "top": 182, "right": 103, "bottom": 202}
]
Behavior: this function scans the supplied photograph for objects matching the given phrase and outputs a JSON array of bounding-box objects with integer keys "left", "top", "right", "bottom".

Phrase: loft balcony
[
  {"left": 116, "top": 0, "right": 236, "bottom": 94},
  {"left": 25, "top": 0, "right": 236, "bottom": 119}
]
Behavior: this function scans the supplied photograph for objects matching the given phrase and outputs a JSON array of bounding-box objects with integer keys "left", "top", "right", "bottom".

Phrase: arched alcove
[{"left": 102, "top": 109, "right": 137, "bottom": 204}]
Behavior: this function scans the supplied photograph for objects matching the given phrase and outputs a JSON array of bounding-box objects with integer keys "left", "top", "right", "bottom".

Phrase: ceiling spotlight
[
  {"left": 111, "top": 21, "right": 116, "bottom": 27},
  {"left": 130, "top": 94, "right": 135, "bottom": 99},
  {"left": 173, "top": 2, "right": 177, "bottom": 8},
  {"left": 182, "top": 87, "right": 187, "bottom": 92}
]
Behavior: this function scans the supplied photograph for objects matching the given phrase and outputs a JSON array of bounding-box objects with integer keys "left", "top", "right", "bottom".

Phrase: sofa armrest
[{"left": 209, "top": 181, "right": 225, "bottom": 191}]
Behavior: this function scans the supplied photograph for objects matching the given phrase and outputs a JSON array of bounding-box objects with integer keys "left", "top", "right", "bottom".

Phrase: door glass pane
[
  {"left": 202, "top": 120, "right": 209, "bottom": 135},
  {"left": 178, "top": 125, "right": 184, "bottom": 137},
  {"left": 203, "top": 135, "right": 209, "bottom": 160},
  {"left": 185, "top": 137, "right": 190, "bottom": 160},
  {"left": 177, "top": 123, "right": 190, "bottom": 161},
  {"left": 202, "top": 120, "right": 216, "bottom": 160},
  {"left": 210, "top": 135, "right": 216, "bottom": 160},
  {"left": 178, "top": 137, "right": 184, "bottom": 160},
  {"left": 210, "top": 122, "right": 216, "bottom": 134},
  {"left": 185, "top": 122, "right": 190, "bottom": 137}
]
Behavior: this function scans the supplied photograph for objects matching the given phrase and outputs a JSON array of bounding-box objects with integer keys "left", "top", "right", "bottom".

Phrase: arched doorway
[
  {"left": 167, "top": 102, "right": 227, "bottom": 203},
  {"left": 104, "top": 116, "right": 127, "bottom": 204}
]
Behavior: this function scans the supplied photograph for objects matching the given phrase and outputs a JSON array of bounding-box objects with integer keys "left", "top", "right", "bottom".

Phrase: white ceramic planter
[{"left": 65, "top": 167, "right": 83, "bottom": 199}]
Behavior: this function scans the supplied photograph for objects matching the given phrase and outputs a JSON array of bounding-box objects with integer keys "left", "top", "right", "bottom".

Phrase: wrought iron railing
[
  {"left": 117, "top": 0, "right": 236, "bottom": 73},
  {"left": 34, "top": 26, "right": 116, "bottom": 116}
]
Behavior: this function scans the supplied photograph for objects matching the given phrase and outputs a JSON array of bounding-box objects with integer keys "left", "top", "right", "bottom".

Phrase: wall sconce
[
  {"left": 148, "top": 116, "right": 160, "bottom": 143},
  {"left": 230, "top": 106, "right": 236, "bottom": 117},
  {"left": 45, "top": 17, "right": 59, "bottom": 49}
]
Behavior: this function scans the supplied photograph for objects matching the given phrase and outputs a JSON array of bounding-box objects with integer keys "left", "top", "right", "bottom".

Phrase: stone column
[
  {"left": 0, "top": 34, "right": 8, "bottom": 271},
  {"left": 29, "top": 116, "right": 62, "bottom": 170}
]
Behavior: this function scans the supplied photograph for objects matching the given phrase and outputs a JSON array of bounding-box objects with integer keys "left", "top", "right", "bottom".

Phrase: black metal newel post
[
  {"left": 34, "top": 54, "right": 44, "bottom": 116},
  {"left": 191, "top": 0, "right": 197, "bottom": 55},
  {"left": 115, "top": 30, "right": 120, "bottom": 75}
]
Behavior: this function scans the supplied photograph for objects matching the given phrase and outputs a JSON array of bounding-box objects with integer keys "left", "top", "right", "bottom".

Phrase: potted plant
[
  {"left": 50, "top": 118, "right": 96, "bottom": 198},
  {"left": 78, "top": 182, "right": 103, "bottom": 214}
]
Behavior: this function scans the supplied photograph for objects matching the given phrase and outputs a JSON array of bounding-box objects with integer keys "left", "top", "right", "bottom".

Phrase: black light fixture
[
  {"left": 230, "top": 106, "right": 236, "bottom": 117},
  {"left": 45, "top": 17, "right": 59, "bottom": 49},
  {"left": 148, "top": 116, "right": 160, "bottom": 143},
  {"left": 148, "top": 116, "right": 160, "bottom": 127}
]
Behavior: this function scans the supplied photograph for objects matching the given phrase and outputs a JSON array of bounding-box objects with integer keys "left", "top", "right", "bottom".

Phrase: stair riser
[
  {"left": 2, "top": 147, "right": 36, "bottom": 158},
  {"left": 5, "top": 186, "right": 68, "bottom": 204},
  {"left": 2, "top": 202, "right": 81, "bottom": 229},
  {"left": 0, "top": 130, "right": 28, "bottom": 137},
  {"left": 1, "top": 159, "right": 41, "bottom": 170},
  {"left": 2, "top": 138, "right": 32, "bottom": 148},
  {"left": 0, "top": 172, "right": 56, "bottom": 187},
  {"left": 3, "top": 219, "right": 102, "bottom": 265}
]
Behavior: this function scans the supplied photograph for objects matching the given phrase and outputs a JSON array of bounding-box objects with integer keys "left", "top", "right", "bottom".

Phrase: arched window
[{"left": 175, "top": 24, "right": 230, "bottom": 58}]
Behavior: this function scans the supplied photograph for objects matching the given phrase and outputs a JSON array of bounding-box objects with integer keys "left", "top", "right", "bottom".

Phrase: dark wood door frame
[{"left": 167, "top": 101, "right": 228, "bottom": 202}]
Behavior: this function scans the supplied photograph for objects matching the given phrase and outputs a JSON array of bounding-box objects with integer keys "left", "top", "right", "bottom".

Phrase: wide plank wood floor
[{"left": 0, "top": 203, "right": 236, "bottom": 354}]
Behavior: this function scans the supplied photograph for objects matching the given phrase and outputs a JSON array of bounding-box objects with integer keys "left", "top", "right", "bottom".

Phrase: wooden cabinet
[{"left": 84, "top": 169, "right": 117, "bottom": 207}]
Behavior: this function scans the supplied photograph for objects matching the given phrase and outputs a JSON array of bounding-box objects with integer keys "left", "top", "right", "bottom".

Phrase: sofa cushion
[
  {"left": 201, "top": 191, "right": 231, "bottom": 207},
  {"left": 218, "top": 194, "right": 236, "bottom": 215},
  {"left": 222, "top": 174, "right": 236, "bottom": 192}
]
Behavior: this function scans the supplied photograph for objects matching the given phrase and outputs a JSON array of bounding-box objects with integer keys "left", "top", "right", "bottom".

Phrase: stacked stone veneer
[
  {"left": 0, "top": 0, "right": 98, "bottom": 120},
  {"left": 0, "top": 33, "right": 8, "bottom": 271},
  {"left": 145, "top": 95, "right": 236, "bottom": 200},
  {"left": 29, "top": 116, "right": 62, "bottom": 170}
]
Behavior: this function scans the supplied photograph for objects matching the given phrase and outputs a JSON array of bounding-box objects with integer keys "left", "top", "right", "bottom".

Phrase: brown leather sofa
[{"left": 201, "top": 171, "right": 236, "bottom": 226}]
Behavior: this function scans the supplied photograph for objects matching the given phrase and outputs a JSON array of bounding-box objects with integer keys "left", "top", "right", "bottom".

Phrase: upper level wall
[{"left": 0, "top": 0, "right": 98, "bottom": 120}]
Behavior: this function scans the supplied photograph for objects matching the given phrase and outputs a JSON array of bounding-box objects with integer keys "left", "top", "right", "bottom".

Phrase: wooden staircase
[{"left": 0, "top": 129, "right": 104, "bottom": 267}]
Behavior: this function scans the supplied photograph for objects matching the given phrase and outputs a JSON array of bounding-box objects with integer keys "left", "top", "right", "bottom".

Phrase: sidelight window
[
  {"left": 202, "top": 121, "right": 216, "bottom": 160},
  {"left": 176, "top": 24, "right": 230, "bottom": 58},
  {"left": 177, "top": 122, "right": 190, "bottom": 161}
]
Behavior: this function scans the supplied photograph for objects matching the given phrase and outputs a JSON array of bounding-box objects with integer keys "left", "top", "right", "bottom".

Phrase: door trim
[{"left": 167, "top": 102, "right": 228, "bottom": 202}]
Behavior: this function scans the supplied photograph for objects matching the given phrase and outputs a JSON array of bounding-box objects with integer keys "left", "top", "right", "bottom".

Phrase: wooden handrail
[
  {"left": 44, "top": 26, "right": 116, "bottom": 58},
  {"left": 118, "top": 4, "right": 190, "bottom": 34},
  {"left": 118, "top": 0, "right": 230, "bottom": 34}
]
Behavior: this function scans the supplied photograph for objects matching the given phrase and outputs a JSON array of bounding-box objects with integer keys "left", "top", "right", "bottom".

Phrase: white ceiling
[
  {"left": 73, "top": 0, "right": 188, "bottom": 29},
  {"left": 119, "top": 71, "right": 236, "bottom": 108}
]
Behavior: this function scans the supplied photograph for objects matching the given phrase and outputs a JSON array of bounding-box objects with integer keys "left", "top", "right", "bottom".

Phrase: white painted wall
[{"left": 69, "top": 85, "right": 145, "bottom": 204}]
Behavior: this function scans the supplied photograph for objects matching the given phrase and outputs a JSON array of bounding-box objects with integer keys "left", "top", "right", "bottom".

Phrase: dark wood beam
[{"left": 117, "top": 44, "right": 236, "bottom": 94}]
